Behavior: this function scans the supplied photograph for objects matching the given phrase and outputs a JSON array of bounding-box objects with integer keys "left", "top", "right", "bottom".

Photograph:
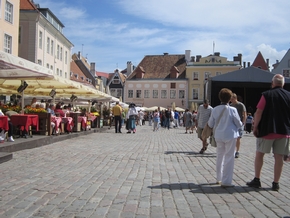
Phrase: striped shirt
[{"left": 196, "top": 105, "right": 213, "bottom": 128}]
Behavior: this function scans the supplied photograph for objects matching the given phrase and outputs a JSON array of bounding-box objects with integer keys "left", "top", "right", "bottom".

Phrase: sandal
[{"left": 199, "top": 148, "right": 205, "bottom": 154}]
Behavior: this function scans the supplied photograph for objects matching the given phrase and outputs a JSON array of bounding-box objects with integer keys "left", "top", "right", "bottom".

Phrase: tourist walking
[
  {"left": 230, "top": 93, "right": 247, "bottom": 158},
  {"left": 207, "top": 88, "right": 242, "bottom": 187},
  {"left": 112, "top": 102, "right": 122, "bottom": 133},
  {"left": 196, "top": 99, "right": 213, "bottom": 154}
]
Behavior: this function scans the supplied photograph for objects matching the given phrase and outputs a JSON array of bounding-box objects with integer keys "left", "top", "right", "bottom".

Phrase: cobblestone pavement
[{"left": 1, "top": 124, "right": 290, "bottom": 218}]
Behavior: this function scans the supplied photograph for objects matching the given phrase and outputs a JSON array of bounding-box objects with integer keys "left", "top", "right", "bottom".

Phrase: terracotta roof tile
[
  {"left": 251, "top": 51, "right": 269, "bottom": 71},
  {"left": 127, "top": 54, "right": 186, "bottom": 79},
  {"left": 20, "top": 0, "right": 38, "bottom": 10}
]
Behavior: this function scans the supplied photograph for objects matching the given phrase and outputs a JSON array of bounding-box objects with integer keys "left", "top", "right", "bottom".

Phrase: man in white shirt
[{"left": 196, "top": 99, "right": 213, "bottom": 154}]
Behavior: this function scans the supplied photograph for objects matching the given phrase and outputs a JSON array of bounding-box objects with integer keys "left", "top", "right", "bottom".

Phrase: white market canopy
[{"left": 0, "top": 51, "right": 117, "bottom": 101}]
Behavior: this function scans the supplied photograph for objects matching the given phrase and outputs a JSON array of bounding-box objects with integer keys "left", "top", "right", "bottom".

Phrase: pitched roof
[
  {"left": 272, "top": 49, "right": 290, "bottom": 74},
  {"left": 127, "top": 54, "right": 186, "bottom": 79},
  {"left": 251, "top": 51, "right": 269, "bottom": 71},
  {"left": 211, "top": 66, "right": 276, "bottom": 83},
  {"left": 108, "top": 72, "right": 126, "bottom": 83},
  {"left": 20, "top": 0, "right": 38, "bottom": 10},
  {"left": 96, "top": 71, "right": 110, "bottom": 78}
]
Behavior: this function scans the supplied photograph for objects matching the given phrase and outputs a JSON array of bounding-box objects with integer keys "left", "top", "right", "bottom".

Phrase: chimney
[
  {"left": 90, "top": 62, "right": 95, "bottom": 76},
  {"left": 266, "top": 58, "right": 269, "bottom": 69},
  {"left": 163, "top": 52, "right": 169, "bottom": 55},
  {"left": 192, "top": 56, "right": 195, "bottom": 62},
  {"left": 127, "top": 61, "right": 133, "bottom": 76},
  {"left": 243, "top": 62, "right": 246, "bottom": 68},
  {"left": 185, "top": 50, "right": 191, "bottom": 63},
  {"left": 214, "top": 52, "right": 220, "bottom": 56},
  {"left": 247, "top": 62, "right": 250, "bottom": 67},
  {"left": 196, "top": 55, "right": 202, "bottom": 62},
  {"left": 78, "top": 51, "right": 81, "bottom": 59}
]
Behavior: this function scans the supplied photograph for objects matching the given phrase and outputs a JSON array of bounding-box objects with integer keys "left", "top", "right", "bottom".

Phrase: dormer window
[
  {"left": 81, "top": 76, "right": 84, "bottom": 81},
  {"left": 74, "top": 74, "right": 78, "bottom": 79},
  {"left": 113, "top": 78, "right": 119, "bottom": 84}
]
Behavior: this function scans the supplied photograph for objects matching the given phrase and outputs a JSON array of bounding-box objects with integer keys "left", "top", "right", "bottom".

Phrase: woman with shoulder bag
[{"left": 207, "top": 88, "right": 242, "bottom": 187}]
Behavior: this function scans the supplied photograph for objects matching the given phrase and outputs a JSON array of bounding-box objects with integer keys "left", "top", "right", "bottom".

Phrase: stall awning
[{"left": 0, "top": 51, "right": 116, "bottom": 100}]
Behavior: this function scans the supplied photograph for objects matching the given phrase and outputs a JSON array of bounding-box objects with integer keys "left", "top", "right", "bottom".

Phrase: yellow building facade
[
  {"left": 0, "top": 0, "right": 20, "bottom": 55},
  {"left": 186, "top": 52, "right": 242, "bottom": 107}
]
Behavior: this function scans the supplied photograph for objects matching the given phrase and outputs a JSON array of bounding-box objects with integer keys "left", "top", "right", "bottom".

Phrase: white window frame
[
  {"left": 65, "top": 51, "right": 67, "bottom": 64},
  {"left": 46, "top": 37, "right": 50, "bottom": 54},
  {"left": 170, "top": 90, "right": 176, "bottom": 99},
  {"left": 136, "top": 90, "right": 141, "bottom": 98},
  {"left": 204, "top": 72, "right": 210, "bottom": 80},
  {"left": 57, "top": 44, "right": 60, "bottom": 59},
  {"left": 192, "top": 88, "right": 198, "bottom": 99},
  {"left": 60, "top": 47, "right": 63, "bottom": 61},
  {"left": 144, "top": 90, "right": 150, "bottom": 98},
  {"left": 161, "top": 90, "right": 167, "bottom": 99},
  {"left": 51, "top": 40, "right": 54, "bottom": 56},
  {"left": 5, "top": 1, "right": 13, "bottom": 23},
  {"left": 112, "top": 78, "right": 119, "bottom": 84},
  {"left": 4, "top": 34, "right": 12, "bottom": 54},
  {"left": 193, "top": 72, "right": 199, "bottom": 80},
  {"left": 128, "top": 90, "right": 133, "bottom": 98},
  {"left": 38, "top": 31, "right": 42, "bottom": 49},
  {"left": 153, "top": 90, "right": 158, "bottom": 99},
  {"left": 179, "top": 90, "right": 185, "bottom": 99}
]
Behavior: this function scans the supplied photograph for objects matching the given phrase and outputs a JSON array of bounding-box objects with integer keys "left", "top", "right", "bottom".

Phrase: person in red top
[{"left": 54, "top": 104, "right": 65, "bottom": 117}]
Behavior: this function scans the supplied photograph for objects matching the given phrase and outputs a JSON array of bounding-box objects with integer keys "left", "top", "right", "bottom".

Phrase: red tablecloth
[
  {"left": 62, "top": 117, "right": 74, "bottom": 132},
  {"left": 0, "top": 116, "right": 9, "bottom": 131},
  {"left": 10, "top": 114, "right": 39, "bottom": 131},
  {"left": 51, "top": 116, "right": 62, "bottom": 130},
  {"left": 78, "top": 116, "right": 87, "bottom": 129},
  {"left": 88, "top": 115, "right": 97, "bottom": 122}
]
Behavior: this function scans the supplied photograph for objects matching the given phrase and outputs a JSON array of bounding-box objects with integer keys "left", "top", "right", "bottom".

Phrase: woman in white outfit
[{"left": 207, "top": 88, "right": 242, "bottom": 187}]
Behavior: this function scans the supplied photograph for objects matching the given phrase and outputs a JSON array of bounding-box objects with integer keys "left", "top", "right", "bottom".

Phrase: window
[
  {"left": 46, "top": 63, "right": 49, "bottom": 68},
  {"left": 57, "top": 44, "right": 60, "bottom": 59},
  {"left": 74, "top": 74, "right": 78, "bottom": 79},
  {"left": 60, "top": 47, "right": 63, "bottom": 61},
  {"left": 65, "top": 72, "right": 67, "bottom": 78},
  {"left": 60, "top": 70, "right": 62, "bottom": 77},
  {"left": 38, "top": 59, "right": 42, "bottom": 65},
  {"left": 57, "top": 68, "right": 59, "bottom": 76},
  {"left": 128, "top": 90, "right": 133, "bottom": 98},
  {"left": 170, "top": 90, "right": 176, "bottom": 99},
  {"left": 153, "top": 90, "right": 158, "bottom": 98},
  {"left": 117, "top": 89, "right": 122, "bottom": 97},
  {"left": 161, "top": 90, "right": 167, "bottom": 98},
  {"left": 144, "top": 90, "right": 150, "bottom": 98},
  {"left": 216, "top": 72, "right": 222, "bottom": 76},
  {"left": 65, "top": 51, "right": 67, "bottom": 64},
  {"left": 170, "top": 83, "right": 176, "bottom": 89},
  {"left": 204, "top": 72, "right": 210, "bottom": 80},
  {"left": 51, "top": 40, "right": 54, "bottom": 55},
  {"left": 50, "top": 65, "right": 53, "bottom": 70},
  {"left": 136, "top": 90, "right": 141, "bottom": 98},
  {"left": 193, "top": 89, "right": 198, "bottom": 99},
  {"left": 47, "top": 37, "right": 50, "bottom": 54},
  {"left": 4, "top": 34, "right": 12, "bottom": 53},
  {"left": 81, "top": 76, "right": 84, "bottom": 81},
  {"left": 179, "top": 90, "right": 185, "bottom": 99},
  {"left": 5, "top": 1, "right": 13, "bottom": 23},
  {"left": 283, "top": 70, "right": 290, "bottom": 78},
  {"left": 113, "top": 78, "right": 119, "bottom": 84},
  {"left": 39, "top": 31, "right": 43, "bottom": 49},
  {"left": 193, "top": 72, "right": 199, "bottom": 80}
]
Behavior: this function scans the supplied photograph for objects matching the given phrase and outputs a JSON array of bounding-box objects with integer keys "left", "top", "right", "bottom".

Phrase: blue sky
[{"left": 35, "top": 0, "right": 290, "bottom": 73}]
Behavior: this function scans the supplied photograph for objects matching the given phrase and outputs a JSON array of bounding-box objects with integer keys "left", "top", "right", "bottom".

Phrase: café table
[
  {"left": 10, "top": 114, "right": 39, "bottom": 138},
  {"left": 78, "top": 116, "right": 87, "bottom": 130},
  {"left": 62, "top": 117, "right": 74, "bottom": 133},
  {"left": 0, "top": 116, "right": 9, "bottom": 131},
  {"left": 51, "top": 116, "right": 62, "bottom": 134}
]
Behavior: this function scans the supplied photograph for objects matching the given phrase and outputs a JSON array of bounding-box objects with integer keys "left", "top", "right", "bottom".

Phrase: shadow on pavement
[
  {"left": 148, "top": 182, "right": 267, "bottom": 194},
  {"left": 164, "top": 150, "right": 216, "bottom": 157}
]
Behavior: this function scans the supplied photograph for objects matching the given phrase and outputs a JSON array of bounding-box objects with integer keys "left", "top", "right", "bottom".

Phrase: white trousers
[{"left": 215, "top": 138, "right": 237, "bottom": 185}]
